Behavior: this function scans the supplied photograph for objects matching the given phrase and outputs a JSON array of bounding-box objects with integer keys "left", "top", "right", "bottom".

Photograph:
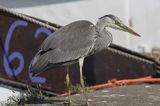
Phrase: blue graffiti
[
  {"left": 29, "top": 27, "right": 52, "bottom": 83},
  {"left": 3, "top": 20, "right": 28, "bottom": 76},
  {"left": 3, "top": 20, "right": 53, "bottom": 84},
  {"left": 34, "top": 27, "right": 52, "bottom": 38},
  {"left": 28, "top": 62, "right": 46, "bottom": 83}
]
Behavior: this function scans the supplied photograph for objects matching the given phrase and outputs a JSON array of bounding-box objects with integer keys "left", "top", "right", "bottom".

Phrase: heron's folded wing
[{"left": 40, "top": 20, "right": 97, "bottom": 64}]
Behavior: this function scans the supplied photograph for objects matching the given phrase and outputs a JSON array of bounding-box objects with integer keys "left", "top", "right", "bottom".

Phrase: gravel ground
[
  {"left": 25, "top": 83, "right": 160, "bottom": 106},
  {"left": 63, "top": 83, "right": 160, "bottom": 106}
]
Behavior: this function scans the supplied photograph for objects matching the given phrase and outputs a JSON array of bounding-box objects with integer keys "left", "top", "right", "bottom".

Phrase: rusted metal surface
[
  {"left": 84, "top": 48, "right": 157, "bottom": 85},
  {"left": 0, "top": 7, "right": 159, "bottom": 94}
]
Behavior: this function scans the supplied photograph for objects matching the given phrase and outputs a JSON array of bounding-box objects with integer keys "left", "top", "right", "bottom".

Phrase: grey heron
[{"left": 30, "top": 14, "right": 140, "bottom": 105}]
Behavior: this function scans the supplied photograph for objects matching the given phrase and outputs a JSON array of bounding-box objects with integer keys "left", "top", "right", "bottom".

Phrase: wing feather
[{"left": 40, "top": 20, "right": 97, "bottom": 64}]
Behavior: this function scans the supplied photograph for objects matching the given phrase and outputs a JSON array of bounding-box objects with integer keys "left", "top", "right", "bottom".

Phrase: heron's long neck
[
  {"left": 96, "top": 19, "right": 107, "bottom": 31},
  {"left": 96, "top": 19, "right": 112, "bottom": 38}
]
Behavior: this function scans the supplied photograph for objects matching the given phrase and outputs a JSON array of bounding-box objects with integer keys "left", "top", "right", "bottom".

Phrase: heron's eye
[
  {"left": 115, "top": 21, "right": 120, "bottom": 25},
  {"left": 116, "top": 18, "right": 123, "bottom": 24},
  {"left": 106, "top": 17, "right": 115, "bottom": 24}
]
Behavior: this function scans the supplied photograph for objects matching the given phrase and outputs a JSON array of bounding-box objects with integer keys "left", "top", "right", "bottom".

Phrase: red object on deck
[{"left": 58, "top": 76, "right": 160, "bottom": 97}]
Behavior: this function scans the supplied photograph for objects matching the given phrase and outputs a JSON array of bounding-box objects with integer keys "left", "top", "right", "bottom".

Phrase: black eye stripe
[
  {"left": 99, "top": 14, "right": 123, "bottom": 25},
  {"left": 99, "top": 14, "right": 116, "bottom": 19},
  {"left": 99, "top": 15, "right": 109, "bottom": 19}
]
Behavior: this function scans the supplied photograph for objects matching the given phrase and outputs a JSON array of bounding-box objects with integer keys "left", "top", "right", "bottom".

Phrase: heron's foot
[
  {"left": 84, "top": 101, "right": 90, "bottom": 106},
  {"left": 84, "top": 93, "right": 90, "bottom": 106},
  {"left": 67, "top": 99, "right": 79, "bottom": 106}
]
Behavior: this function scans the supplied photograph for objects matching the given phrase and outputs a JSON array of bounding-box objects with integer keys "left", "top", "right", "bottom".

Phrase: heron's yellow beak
[{"left": 116, "top": 22, "right": 141, "bottom": 37}]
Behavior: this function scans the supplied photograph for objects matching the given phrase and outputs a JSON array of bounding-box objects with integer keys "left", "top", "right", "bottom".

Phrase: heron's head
[{"left": 96, "top": 14, "right": 140, "bottom": 37}]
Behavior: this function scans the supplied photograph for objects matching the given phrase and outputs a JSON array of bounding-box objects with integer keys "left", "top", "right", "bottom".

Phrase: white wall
[{"left": 130, "top": 0, "right": 160, "bottom": 52}]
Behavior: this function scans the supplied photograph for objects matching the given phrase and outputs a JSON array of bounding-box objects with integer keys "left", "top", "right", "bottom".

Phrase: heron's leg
[
  {"left": 66, "top": 65, "right": 77, "bottom": 106},
  {"left": 79, "top": 58, "right": 89, "bottom": 106},
  {"left": 66, "top": 65, "right": 72, "bottom": 105}
]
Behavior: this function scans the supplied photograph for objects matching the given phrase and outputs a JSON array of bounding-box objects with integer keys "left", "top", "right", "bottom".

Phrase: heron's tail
[{"left": 30, "top": 52, "right": 49, "bottom": 76}]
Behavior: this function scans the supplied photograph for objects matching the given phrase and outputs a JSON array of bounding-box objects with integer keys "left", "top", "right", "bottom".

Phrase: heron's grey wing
[
  {"left": 46, "top": 20, "right": 97, "bottom": 64},
  {"left": 30, "top": 20, "right": 97, "bottom": 74},
  {"left": 30, "top": 50, "right": 51, "bottom": 75}
]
